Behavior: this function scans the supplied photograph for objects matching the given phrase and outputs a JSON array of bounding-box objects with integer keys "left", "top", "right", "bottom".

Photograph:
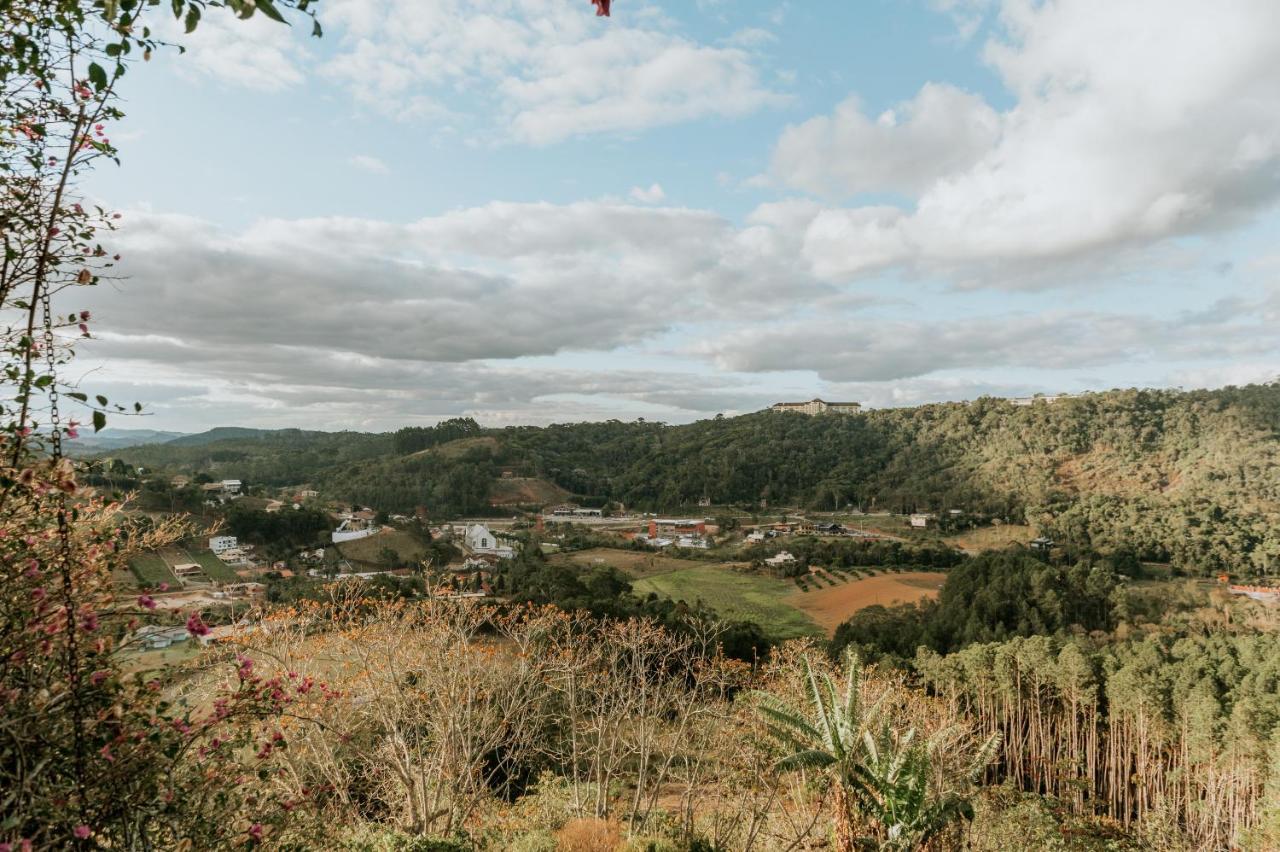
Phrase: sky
[{"left": 73, "top": 0, "right": 1280, "bottom": 433}]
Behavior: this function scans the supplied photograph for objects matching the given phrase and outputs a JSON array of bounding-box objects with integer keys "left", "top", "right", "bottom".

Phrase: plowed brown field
[{"left": 790, "top": 572, "right": 947, "bottom": 634}]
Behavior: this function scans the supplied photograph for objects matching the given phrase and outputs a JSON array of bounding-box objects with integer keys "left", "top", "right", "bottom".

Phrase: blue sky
[{"left": 75, "top": 0, "right": 1280, "bottom": 431}]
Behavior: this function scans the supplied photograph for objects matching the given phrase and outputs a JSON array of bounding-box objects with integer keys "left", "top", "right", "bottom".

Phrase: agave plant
[{"left": 754, "top": 652, "right": 999, "bottom": 852}]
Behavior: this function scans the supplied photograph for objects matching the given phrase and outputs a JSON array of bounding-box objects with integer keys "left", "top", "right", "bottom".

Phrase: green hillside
[{"left": 110, "top": 384, "right": 1280, "bottom": 573}]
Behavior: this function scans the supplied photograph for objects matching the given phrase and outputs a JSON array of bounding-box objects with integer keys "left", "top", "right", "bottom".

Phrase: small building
[
  {"left": 172, "top": 563, "right": 203, "bottom": 578},
  {"left": 909, "top": 514, "right": 934, "bottom": 529},
  {"left": 765, "top": 551, "right": 797, "bottom": 567},
  {"left": 551, "top": 504, "right": 603, "bottom": 518},
  {"left": 170, "top": 475, "right": 191, "bottom": 488},
  {"left": 134, "top": 624, "right": 191, "bottom": 650},
  {"left": 771, "top": 398, "right": 861, "bottom": 416},
  {"left": 746, "top": 530, "right": 766, "bottom": 544},
  {"left": 1029, "top": 537, "right": 1054, "bottom": 552},
  {"left": 676, "top": 535, "right": 710, "bottom": 549},
  {"left": 209, "top": 535, "right": 239, "bottom": 554},
  {"left": 464, "top": 524, "right": 515, "bottom": 558},
  {"left": 221, "top": 479, "right": 242, "bottom": 495},
  {"left": 1010, "top": 393, "right": 1075, "bottom": 407}
]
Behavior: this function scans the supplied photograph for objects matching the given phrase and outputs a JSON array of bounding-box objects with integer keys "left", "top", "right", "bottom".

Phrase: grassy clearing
[
  {"left": 945, "top": 524, "right": 1035, "bottom": 552},
  {"left": 336, "top": 528, "right": 427, "bottom": 566},
  {"left": 631, "top": 565, "right": 821, "bottom": 641},
  {"left": 189, "top": 550, "right": 240, "bottom": 583},
  {"left": 130, "top": 553, "right": 176, "bottom": 587},
  {"left": 555, "top": 547, "right": 721, "bottom": 579}
]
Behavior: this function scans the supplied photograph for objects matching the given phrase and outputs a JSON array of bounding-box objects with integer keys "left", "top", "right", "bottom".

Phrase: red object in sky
[{"left": 592, "top": 0, "right": 610, "bottom": 16}]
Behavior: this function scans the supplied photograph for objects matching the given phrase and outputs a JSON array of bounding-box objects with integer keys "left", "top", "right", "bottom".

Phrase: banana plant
[{"left": 754, "top": 651, "right": 999, "bottom": 851}]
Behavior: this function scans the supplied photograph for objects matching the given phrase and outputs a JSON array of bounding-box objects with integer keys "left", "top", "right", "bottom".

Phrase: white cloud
[
  {"left": 83, "top": 203, "right": 824, "bottom": 371},
  {"left": 772, "top": 84, "right": 1000, "bottom": 197},
  {"left": 349, "top": 154, "right": 390, "bottom": 174},
  {"left": 700, "top": 297, "right": 1280, "bottom": 382},
  {"left": 769, "top": 0, "right": 1280, "bottom": 284},
  {"left": 629, "top": 183, "right": 665, "bottom": 203},
  {"left": 164, "top": 6, "right": 309, "bottom": 91},
  {"left": 323, "top": 0, "right": 785, "bottom": 144}
]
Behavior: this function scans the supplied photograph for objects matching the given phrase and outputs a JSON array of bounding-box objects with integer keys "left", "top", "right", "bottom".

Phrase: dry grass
[
  {"left": 945, "top": 524, "right": 1034, "bottom": 552},
  {"left": 555, "top": 547, "right": 721, "bottom": 579},
  {"left": 335, "top": 528, "right": 427, "bottom": 566},
  {"left": 789, "top": 571, "right": 947, "bottom": 634},
  {"left": 488, "top": 476, "right": 570, "bottom": 506},
  {"left": 553, "top": 818, "right": 623, "bottom": 851}
]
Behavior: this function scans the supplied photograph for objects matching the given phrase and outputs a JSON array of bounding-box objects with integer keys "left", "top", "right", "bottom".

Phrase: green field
[
  {"left": 189, "top": 550, "right": 241, "bottom": 582},
  {"left": 129, "top": 553, "right": 176, "bottom": 587},
  {"left": 631, "top": 565, "right": 821, "bottom": 640}
]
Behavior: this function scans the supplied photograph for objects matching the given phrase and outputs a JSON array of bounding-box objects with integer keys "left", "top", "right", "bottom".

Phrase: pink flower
[
  {"left": 138, "top": 594, "right": 157, "bottom": 610},
  {"left": 248, "top": 824, "right": 263, "bottom": 841},
  {"left": 80, "top": 310, "right": 91, "bottom": 321},
  {"left": 90, "top": 669, "right": 110, "bottom": 686},
  {"left": 73, "top": 825, "right": 90, "bottom": 839},
  {"left": 185, "top": 612, "right": 210, "bottom": 637},
  {"left": 99, "top": 743, "right": 114, "bottom": 762},
  {"left": 158, "top": 582, "right": 169, "bottom": 592}
]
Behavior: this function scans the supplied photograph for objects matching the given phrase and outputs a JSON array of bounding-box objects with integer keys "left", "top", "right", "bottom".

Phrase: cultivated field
[
  {"left": 631, "top": 566, "right": 821, "bottom": 640},
  {"left": 129, "top": 553, "right": 176, "bottom": 587},
  {"left": 789, "top": 571, "right": 947, "bottom": 634}
]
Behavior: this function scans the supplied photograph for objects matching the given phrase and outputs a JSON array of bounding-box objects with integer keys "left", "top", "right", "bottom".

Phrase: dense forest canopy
[{"left": 108, "top": 383, "right": 1280, "bottom": 573}]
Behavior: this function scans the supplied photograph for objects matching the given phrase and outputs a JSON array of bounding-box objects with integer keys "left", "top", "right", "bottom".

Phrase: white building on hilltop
[
  {"left": 209, "top": 535, "right": 238, "bottom": 554},
  {"left": 771, "top": 398, "right": 861, "bottom": 415},
  {"left": 465, "top": 524, "right": 514, "bottom": 559}
]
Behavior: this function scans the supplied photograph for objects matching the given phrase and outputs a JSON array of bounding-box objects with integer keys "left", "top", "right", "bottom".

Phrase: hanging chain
[{"left": 43, "top": 269, "right": 90, "bottom": 821}]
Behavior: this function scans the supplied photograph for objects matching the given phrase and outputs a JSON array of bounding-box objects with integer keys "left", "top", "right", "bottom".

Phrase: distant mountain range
[
  {"left": 70, "top": 426, "right": 291, "bottom": 454},
  {"left": 68, "top": 428, "right": 189, "bottom": 454}
]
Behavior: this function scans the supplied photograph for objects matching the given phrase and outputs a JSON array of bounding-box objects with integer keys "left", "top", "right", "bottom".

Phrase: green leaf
[
  {"left": 184, "top": 5, "right": 201, "bottom": 33},
  {"left": 96, "top": 395, "right": 109, "bottom": 406},
  {"left": 255, "top": 0, "right": 288, "bottom": 23},
  {"left": 88, "top": 62, "right": 108, "bottom": 92},
  {"left": 93, "top": 410, "right": 107, "bottom": 433},
  {"left": 66, "top": 392, "right": 88, "bottom": 402}
]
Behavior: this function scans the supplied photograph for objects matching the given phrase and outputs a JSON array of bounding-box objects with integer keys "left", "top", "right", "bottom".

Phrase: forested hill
[{"left": 109, "top": 384, "right": 1280, "bottom": 572}]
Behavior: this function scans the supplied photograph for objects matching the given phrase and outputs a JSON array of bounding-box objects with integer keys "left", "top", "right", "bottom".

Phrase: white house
[
  {"left": 746, "top": 530, "right": 766, "bottom": 544},
  {"left": 209, "top": 535, "right": 238, "bottom": 554},
  {"left": 909, "top": 514, "right": 934, "bottom": 529},
  {"left": 221, "top": 479, "right": 242, "bottom": 495},
  {"left": 134, "top": 624, "right": 191, "bottom": 650},
  {"left": 765, "top": 551, "right": 797, "bottom": 567},
  {"left": 464, "top": 524, "right": 514, "bottom": 558}
]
